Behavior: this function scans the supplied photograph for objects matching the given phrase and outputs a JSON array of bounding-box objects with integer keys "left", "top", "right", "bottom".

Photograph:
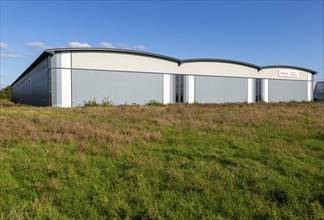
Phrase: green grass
[{"left": 0, "top": 102, "right": 323, "bottom": 219}]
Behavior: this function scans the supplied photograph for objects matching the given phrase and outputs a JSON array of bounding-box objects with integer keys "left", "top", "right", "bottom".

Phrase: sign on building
[{"left": 278, "top": 69, "right": 299, "bottom": 78}]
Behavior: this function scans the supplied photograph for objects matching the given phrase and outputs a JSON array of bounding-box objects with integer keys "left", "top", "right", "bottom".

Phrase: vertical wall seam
[
  {"left": 48, "top": 55, "right": 52, "bottom": 106},
  {"left": 162, "top": 74, "right": 165, "bottom": 104},
  {"left": 71, "top": 51, "right": 73, "bottom": 107},
  {"left": 307, "top": 73, "right": 312, "bottom": 101}
]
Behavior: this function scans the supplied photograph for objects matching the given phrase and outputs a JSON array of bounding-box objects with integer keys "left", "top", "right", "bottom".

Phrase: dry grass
[
  {"left": 0, "top": 99, "right": 15, "bottom": 108},
  {"left": 1, "top": 102, "right": 323, "bottom": 145}
]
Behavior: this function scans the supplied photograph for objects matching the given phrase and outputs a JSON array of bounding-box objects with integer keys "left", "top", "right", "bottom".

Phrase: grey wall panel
[
  {"left": 12, "top": 57, "right": 49, "bottom": 106},
  {"left": 51, "top": 69, "right": 58, "bottom": 106},
  {"left": 12, "top": 78, "right": 29, "bottom": 104},
  {"left": 185, "top": 76, "right": 189, "bottom": 103},
  {"left": 170, "top": 75, "right": 175, "bottom": 103},
  {"left": 72, "top": 70, "right": 163, "bottom": 106},
  {"left": 252, "top": 78, "right": 256, "bottom": 102},
  {"left": 50, "top": 69, "right": 67, "bottom": 107},
  {"left": 195, "top": 76, "right": 248, "bottom": 103},
  {"left": 268, "top": 79, "right": 308, "bottom": 102},
  {"left": 29, "top": 70, "right": 50, "bottom": 106}
]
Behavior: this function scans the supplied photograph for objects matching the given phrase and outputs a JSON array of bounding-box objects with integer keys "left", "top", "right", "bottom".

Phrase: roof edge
[
  {"left": 182, "top": 58, "right": 261, "bottom": 70},
  {"left": 45, "top": 47, "right": 181, "bottom": 63},
  {"left": 11, "top": 51, "right": 51, "bottom": 86},
  {"left": 262, "top": 65, "right": 317, "bottom": 74}
]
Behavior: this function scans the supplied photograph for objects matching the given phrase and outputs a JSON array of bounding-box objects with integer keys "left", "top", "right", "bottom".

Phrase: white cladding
[
  {"left": 57, "top": 52, "right": 72, "bottom": 107},
  {"left": 247, "top": 78, "right": 253, "bottom": 103},
  {"left": 188, "top": 75, "right": 195, "bottom": 104},
  {"left": 71, "top": 52, "right": 311, "bottom": 81},
  {"left": 163, "top": 74, "right": 171, "bottom": 104},
  {"left": 307, "top": 73, "right": 313, "bottom": 101},
  {"left": 61, "top": 69, "right": 72, "bottom": 107},
  {"left": 262, "top": 79, "right": 269, "bottom": 103},
  {"left": 60, "top": 52, "right": 72, "bottom": 68}
]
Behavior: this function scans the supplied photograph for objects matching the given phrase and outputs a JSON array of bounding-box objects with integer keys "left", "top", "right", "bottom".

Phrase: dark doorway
[
  {"left": 255, "top": 78, "right": 262, "bottom": 102},
  {"left": 175, "top": 75, "right": 184, "bottom": 103}
]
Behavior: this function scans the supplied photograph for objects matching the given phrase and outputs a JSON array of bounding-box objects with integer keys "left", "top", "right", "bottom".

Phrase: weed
[
  {"left": 84, "top": 99, "right": 100, "bottom": 107},
  {"left": 83, "top": 97, "right": 113, "bottom": 107},
  {"left": 101, "top": 97, "right": 113, "bottom": 107},
  {"left": 146, "top": 100, "right": 164, "bottom": 106}
]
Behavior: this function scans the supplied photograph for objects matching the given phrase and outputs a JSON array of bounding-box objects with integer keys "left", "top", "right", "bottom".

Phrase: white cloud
[
  {"left": 116, "top": 43, "right": 125, "bottom": 47},
  {"left": 100, "top": 42, "right": 115, "bottom": 48},
  {"left": 0, "top": 42, "right": 9, "bottom": 49},
  {"left": 26, "top": 42, "right": 50, "bottom": 49},
  {"left": 0, "top": 53, "right": 22, "bottom": 59},
  {"left": 114, "top": 43, "right": 129, "bottom": 49},
  {"left": 68, "top": 42, "right": 92, "bottom": 48},
  {"left": 133, "top": 45, "right": 147, "bottom": 50}
]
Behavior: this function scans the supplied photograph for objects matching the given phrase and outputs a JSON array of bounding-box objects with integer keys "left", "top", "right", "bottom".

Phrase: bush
[
  {"left": 101, "top": 97, "right": 113, "bottom": 107},
  {"left": 84, "top": 99, "right": 100, "bottom": 107},
  {"left": 146, "top": 100, "right": 164, "bottom": 106},
  {"left": 84, "top": 97, "right": 113, "bottom": 107},
  {"left": 0, "top": 86, "right": 12, "bottom": 100}
]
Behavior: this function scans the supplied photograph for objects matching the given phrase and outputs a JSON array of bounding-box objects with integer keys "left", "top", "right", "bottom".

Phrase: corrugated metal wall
[
  {"left": 71, "top": 70, "right": 163, "bottom": 106},
  {"left": 268, "top": 79, "right": 308, "bottom": 102},
  {"left": 195, "top": 76, "right": 248, "bottom": 103},
  {"left": 12, "top": 58, "right": 50, "bottom": 106},
  {"left": 12, "top": 79, "right": 29, "bottom": 104}
]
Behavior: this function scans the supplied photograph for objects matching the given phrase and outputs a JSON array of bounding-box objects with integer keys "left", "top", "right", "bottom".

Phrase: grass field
[{"left": 0, "top": 100, "right": 323, "bottom": 219}]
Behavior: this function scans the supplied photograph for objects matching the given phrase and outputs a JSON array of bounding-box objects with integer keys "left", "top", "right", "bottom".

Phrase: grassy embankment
[{"left": 0, "top": 100, "right": 323, "bottom": 219}]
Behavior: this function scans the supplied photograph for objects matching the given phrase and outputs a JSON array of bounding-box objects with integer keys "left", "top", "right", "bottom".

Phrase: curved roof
[
  {"left": 46, "top": 48, "right": 181, "bottom": 63},
  {"left": 12, "top": 48, "right": 317, "bottom": 86},
  {"left": 262, "top": 65, "right": 317, "bottom": 74},
  {"left": 182, "top": 58, "right": 261, "bottom": 69}
]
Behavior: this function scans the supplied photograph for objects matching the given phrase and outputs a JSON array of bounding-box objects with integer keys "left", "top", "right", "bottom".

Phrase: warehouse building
[
  {"left": 314, "top": 81, "right": 324, "bottom": 102},
  {"left": 11, "top": 48, "right": 317, "bottom": 107}
]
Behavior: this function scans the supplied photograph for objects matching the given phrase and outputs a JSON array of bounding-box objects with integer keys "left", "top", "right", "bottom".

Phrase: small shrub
[
  {"left": 84, "top": 99, "right": 100, "bottom": 107},
  {"left": 101, "top": 97, "right": 113, "bottom": 107},
  {"left": 0, "top": 86, "right": 12, "bottom": 100},
  {"left": 84, "top": 97, "right": 113, "bottom": 107},
  {"left": 146, "top": 100, "right": 164, "bottom": 106}
]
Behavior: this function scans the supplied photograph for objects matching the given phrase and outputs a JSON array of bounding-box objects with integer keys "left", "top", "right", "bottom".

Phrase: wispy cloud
[
  {"left": 115, "top": 43, "right": 130, "bottom": 49},
  {"left": 68, "top": 42, "right": 92, "bottom": 48},
  {"left": 132, "top": 45, "right": 147, "bottom": 50},
  {"left": 100, "top": 42, "right": 115, "bottom": 48},
  {"left": 0, "top": 53, "right": 22, "bottom": 59},
  {"left": 98, "top": 42, "right": 148, "bottom": 50},
  {"left": 114, "top": 43, "right": 147, "bottom": 50},
  {"left": 26, "top": 41, "right": 51, "bottom": 49},
  {"left": 0, "top": 42, "right": 9, "bottom": 50}
]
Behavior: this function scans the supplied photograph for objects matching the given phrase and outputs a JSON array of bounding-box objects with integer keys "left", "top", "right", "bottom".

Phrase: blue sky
[{"left": 0, "top": 0, "right": 323, "bottom": 88}]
